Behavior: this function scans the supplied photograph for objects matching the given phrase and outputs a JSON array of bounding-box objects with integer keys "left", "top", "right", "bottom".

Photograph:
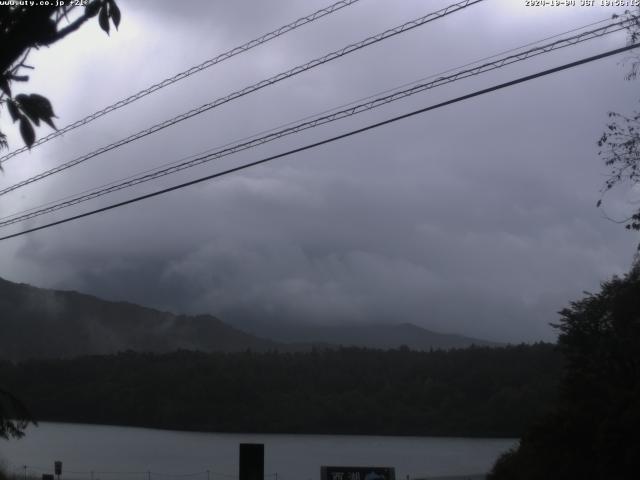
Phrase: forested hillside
[
  {"left": 1, "top": 344, "right": 561, "bottom": 437},
  {"left": 0, "top": 277, "right": 497, "bottom": 360},
  {"left": 0, "top": 277, "right": 281, "bottom": 359}
]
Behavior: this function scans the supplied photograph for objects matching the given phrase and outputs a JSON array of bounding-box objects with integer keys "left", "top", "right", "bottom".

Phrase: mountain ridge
[
  {"left": 0, "top": 276, "right": 499, "bottom": 361},
  {"left": 235, "top": 319, "right": 501, "bottom": 350},
  {"left": 0, "top": 276, "right": 281, "bottom": 361}
]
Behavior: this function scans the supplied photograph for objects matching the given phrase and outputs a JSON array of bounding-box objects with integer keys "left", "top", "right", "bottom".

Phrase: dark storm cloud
[{"left": 1, "top": 0, "right": 639, "bottom": 343}]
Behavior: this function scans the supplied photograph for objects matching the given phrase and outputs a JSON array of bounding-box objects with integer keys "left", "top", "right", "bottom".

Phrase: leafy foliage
[
  {"left": 0, "top": 0, "right": 120, "bottom": 150},
  {"left": 598, "top": 110, "right": 640, "bottom": 231},
  {"left": 488, "top": 264, "right": 640, "bottom": 479},
  {"left": 0, "top": 387, "right": 33, "bottom": 440},
  {"left": 0, "top": 344, "right": 561, "bottom": 437},
  {"left": 597, "top": 10, "right": 640, "bottom": 233}
]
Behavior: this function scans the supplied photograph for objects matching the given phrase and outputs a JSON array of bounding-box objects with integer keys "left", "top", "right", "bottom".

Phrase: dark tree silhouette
[
  {"left": 488, "top": 261, "right": 640, "bottom": 479},
  {"left": 0, "top": 387, "right": 32, "bottom": 440},
  {"left": 488, "top": 14, "right": 640, "bottom": 478},
  {"left": 0, "top": 0, "right": 120, "bottom": 440}
]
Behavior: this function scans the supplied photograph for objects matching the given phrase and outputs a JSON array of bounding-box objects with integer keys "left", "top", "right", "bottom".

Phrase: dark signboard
[
  {"left": 239, "top": 443, "right": 264, "bottom": 480},
  {"left": 42, "top": 475, "right": 54, "bottom": 480},
  {"left": 54, "top": 462, "right": 62, "bottom": 476},
  {"left": 321, "top": 466, "right": 395, "bottom": 480}
]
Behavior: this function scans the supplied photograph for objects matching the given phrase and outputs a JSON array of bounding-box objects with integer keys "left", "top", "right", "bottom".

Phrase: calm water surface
[{"left": 0, "top": 423, "right": 516, "bottom": 480}]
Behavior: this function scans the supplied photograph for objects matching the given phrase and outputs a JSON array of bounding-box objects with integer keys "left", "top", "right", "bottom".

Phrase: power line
[
  {"left": 0, "top": 15, "right": 633, "bottom": 228},
  {"left": 0, "top": 0, "right": 485, "bottom": 198},
  {"left": 1, "top": 42, "right": 637, "bottom": 243},
  {"left": 0, "top": 0, "right": 363, "bottom": 165},
  {"left": 0, "top": 11, "right": 605, "bottom": 222}
]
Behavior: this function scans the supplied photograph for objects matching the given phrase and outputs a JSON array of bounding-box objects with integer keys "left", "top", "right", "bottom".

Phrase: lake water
[{"left": 0, "top": 423, "right": 516, "bottom": 480}]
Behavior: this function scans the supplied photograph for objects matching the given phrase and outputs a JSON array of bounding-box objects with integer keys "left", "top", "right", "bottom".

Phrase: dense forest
[
  {"left": 0, "top": 344, "right": 560, "bottom": 437},
  {"left": 488, "top": 264, "right": 640, "bottom": 479}
]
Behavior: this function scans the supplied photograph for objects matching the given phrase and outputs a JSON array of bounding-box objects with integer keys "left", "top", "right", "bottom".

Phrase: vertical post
[
  {"left": 206, "top": 470, "right": 210, "bottom": 480},
  {"left": 239, "top": 444, "right": 264, "bottom": 480},
  {"left": 91, "top": 472, "right": 94, "bottom": 480},
  {"left": 54, "top": 461, "right": 62, "bottom": 480},
  {"left": 23, "top": 465, "right": 27, "bottom": 480},
  {"left": 147, "top": 471, "right": 151, "bottom": 480}
]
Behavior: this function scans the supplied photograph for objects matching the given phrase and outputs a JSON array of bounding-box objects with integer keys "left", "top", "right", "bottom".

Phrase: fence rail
[
  {"left": 412, "top": 475, "right": 486, "bottom": 480},
  {"left": 12, "top": 466, "right": 486, "bottom": 480}
]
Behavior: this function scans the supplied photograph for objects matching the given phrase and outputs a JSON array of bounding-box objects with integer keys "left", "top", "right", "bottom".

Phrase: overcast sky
[{"left": 1, "top": 0, "right": 639, "bottom": 343}]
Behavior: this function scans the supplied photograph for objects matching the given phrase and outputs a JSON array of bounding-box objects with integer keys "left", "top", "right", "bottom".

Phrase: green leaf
[
  {"left": 15, "top": 93, "right": 57, "bottom": 129},
  {"left": 6, "top": 99, "right": 20, "bottom": 122},
  {"left": 15, "top": 94, "right": 40, "bottom": 126},
  {"left": 110, "top": 1, "right": 121, "bottom": 30},
  {"left": 0, "top": 76, "right": 11, "bottom": 97},
  {"left": 41, "top": 116, "right": 56, "bottom": 130},
  {"left": 0, "top": 131, "right": 8, "bottom": 155},
  {"left": 27, "top": 93, "right": 56, "bottom": 118},
  {"left": 99, "top": 5, "right": 110, "bottom": 34},
  {"left": 85, "top": 0, "right": 101, "bottom": 17},
  {"left": 19, "top": 118, "right": 35, "bottom": 148}
]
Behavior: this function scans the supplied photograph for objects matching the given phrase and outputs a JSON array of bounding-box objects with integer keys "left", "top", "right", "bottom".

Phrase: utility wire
[
  {"left": 0, "top": 17, "right": 629, "bottom": 225},
  {"left": 0, "top": 16, "right": 633, "bottom": 228},
  {"left": 13, "top": 14, "right": 620, "bottom": 220},
  {"left": 0, "top": 42, "right": 637, "bottom": 243},
  {"left": 0, "top": 0, "right": 485, "bottom": 198},
  {"left": 0, "top": 0, "right": 363, "bottom": 164},
  {"left": 3, "top": 4, "right": 608, "bottom": 185},
  {"left": 0, "top": 9, "right": 617, "bottom": 221}
]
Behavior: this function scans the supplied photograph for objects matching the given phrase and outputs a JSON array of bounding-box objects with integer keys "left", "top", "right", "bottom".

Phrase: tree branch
[{"left": 48, "top": 10, "right": 92, "bottom": 43}]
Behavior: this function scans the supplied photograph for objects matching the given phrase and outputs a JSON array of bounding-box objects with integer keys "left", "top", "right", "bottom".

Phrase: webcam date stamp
[
  {"left": 0, "top": 0, "right": 91, "bottom": 6},
  {"left": 525, "top": 0, "right": 640, "bottom": 6}
]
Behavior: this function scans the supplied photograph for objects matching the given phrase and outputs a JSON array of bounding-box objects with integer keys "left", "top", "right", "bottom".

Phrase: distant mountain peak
[{"left": 232, "top": 319, "right": 501, "bottom": 351}]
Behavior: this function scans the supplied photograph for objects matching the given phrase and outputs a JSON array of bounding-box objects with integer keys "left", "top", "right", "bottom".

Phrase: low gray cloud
[{"left": 1, "top": 0, "right": 639, "bottom": 343}]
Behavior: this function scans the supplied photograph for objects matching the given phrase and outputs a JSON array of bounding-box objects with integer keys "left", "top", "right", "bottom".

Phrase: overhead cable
[
  {"left": 0, "top": 15, "right": 633, "bottom": 228},
  {"left": 0, "top": 42, "right": 637, "bottom": 242},
  {"left": 0, "top": 12, "right": 619, "bottom": 224},
  {"left": 0, "top": 0, "right": 485, "bottom": 197},
  {"left": 0, "top": 0, "right": 363, "bottom": 164}
]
